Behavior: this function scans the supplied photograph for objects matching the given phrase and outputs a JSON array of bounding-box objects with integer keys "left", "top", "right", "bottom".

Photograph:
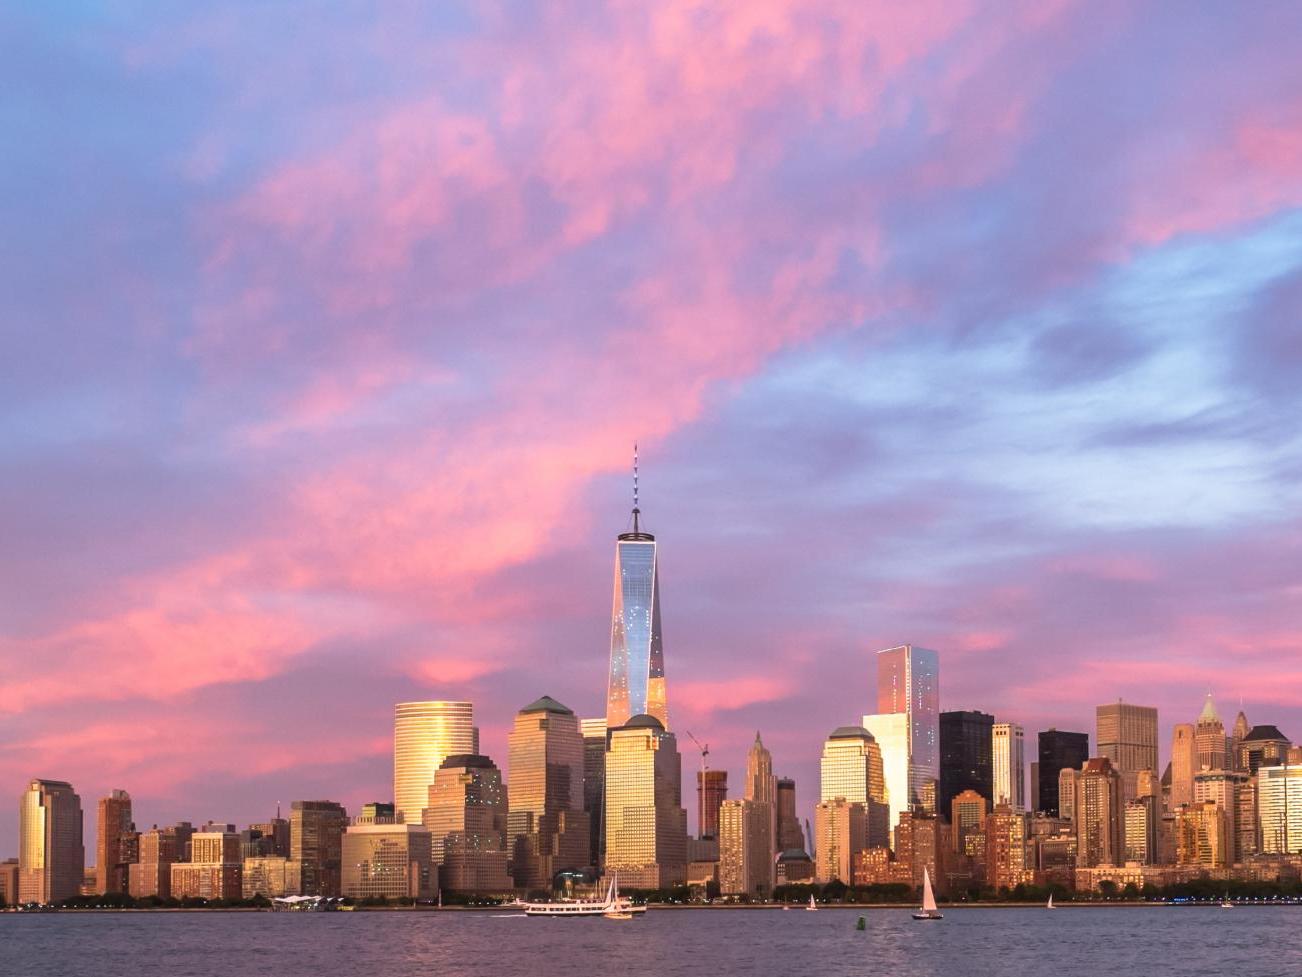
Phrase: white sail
[
  {"left": 921, "top": 868, "right": 937, "bottom": 913},
  {"left": 1047, "top": 893, "right": 1053, "bottom": 909}
]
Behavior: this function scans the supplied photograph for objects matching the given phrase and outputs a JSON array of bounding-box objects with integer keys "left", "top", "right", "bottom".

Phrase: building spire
[{"left": 632, "top": 441, "right": 641, "bottom": 534}]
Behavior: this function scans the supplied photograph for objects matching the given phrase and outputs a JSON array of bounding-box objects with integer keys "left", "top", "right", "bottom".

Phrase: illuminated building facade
[
  {"left": 341, "top": 822, "right": 433, "bottom": 900},
  {"left": 602, "top": 714, "right": 687, "bottom": 889},
  {"left": 291, "top": 800, "right": 348, "bottom": 897},
  {"left": 393, "top": 700, "right": 477, "bottom": 827},
  {"left": 992, "top": 723, "right": 1025, "bottom": 811},
  {"left": 863, "top": 645, "right": 939, "bottom": 839},
  {"left": 424, "top": 754, "right": 512, "bottom": 893},
  {"left": 18, "top": 779, "right": 83, "bottom": 905},
  {"left": 95, "top": 789, "right": 134, "bottom": 895},
  {"left": 820, "top": 726, "right": 889, "bottom": 847}
]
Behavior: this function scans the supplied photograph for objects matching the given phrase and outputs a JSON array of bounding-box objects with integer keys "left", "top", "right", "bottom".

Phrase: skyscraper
[
  {"left": 939, "top": 710, "right": 994, "bottom": 819},
  {"left": 393, "top": 701, "right": 477, "bottom": 826},
  {"left": 1239, "top": 725, "right": 1291, "bottom": 775},
  {"left": 1195, "top": 694, "right": 1228, "bottom": 772},
  {"left": 171, "top": 828, "right": 242, "bottom": 901},
  {"left": 1175, "top": 802, "right": 1230, "bottom": 867},
  {"left": 602, "top": 714, "right": 687, "bottom": 888},
  {"left": 341, "top": 821, "right": 432, "bottom": 901},
  {"left": 1170, "top": 723, "right": 1196, "bottom": 809},
  {"left": 697, "top": 769, "right": 728, "bottom": 840},
  {"left": 992, "top": 723, "right": 1025, "bottom": 811},
  {"left": 820, "top": 726, "right": 889, "bottom": 849},
  {"left": 1036, "top": 729, "right": 1089, "bottom": 816},
  {"left": 776, "top": 778, "right": 804, "bottom": 851},
  {"left": 862, "top": 644, "right": 939, "bottom": 839},
  {"left": 1096, "top": 701, "right": 1158, "bottom": 800},
  {"left": 745, "top": 732, "right": 777, "bottom": 867},
  {"left": 986, "top": 805, "right": 1033, "bottom": 891},
  {"left": 423, "top": 754, "right": 513, "bottom": 893},
  {"left": 581, "top": 717, "right": 607, "bottom": 864},
  {"left": 95, "top": 789, "right": 134, "bottom": 895},
  {"left": 1074, "top": 757, "right": 1123, "bottom": 868},
  {"left": 1194, "top": 768, "right": 1249, "bottom": 862},
  {"left": 1231, "top": 710, "right": 1251, "bottom": 771},
  {"left": 291, "top": 800, "right": 348, "bottom": 897},
  {"left": 605, "top": 454, "right": 667, "bottom": 730},
  {"left": 718, "top": 799, "right": 772, "bottom": 897},
  {"left": 1257, "top": 765, "right": 1302, "bottom": 854},
  {"left": 19, "top": 779, "right": 84, "bottom": 905},
  {"left": 506, "top": 696, "right": 590, "bottom": 890},
  {"left": 814, "top": 798, "right": 866, "bottom": 883}
]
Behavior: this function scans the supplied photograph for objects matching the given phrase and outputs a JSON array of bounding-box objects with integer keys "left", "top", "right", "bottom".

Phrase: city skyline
[{"left": 4, "top": 1, "right": 1302, "bottom": 861}]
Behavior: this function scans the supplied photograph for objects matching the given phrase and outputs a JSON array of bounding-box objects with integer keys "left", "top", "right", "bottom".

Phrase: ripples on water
[{"left": 3, "top": 906, "right": 1300, "bottom": 977}]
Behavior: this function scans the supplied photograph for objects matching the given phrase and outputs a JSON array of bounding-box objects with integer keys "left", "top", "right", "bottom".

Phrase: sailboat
[
  {"left": 1046, "top": 893, "right": 1055, "bottom": 910},
  {"left": 912, "top": 868, "right": 943, "bottom": 920},
  {"left": 805, "top": 893, "right": 818, "bottom": 912},
  {"left": 1220, "top": 893, "right": 1234, "bottom": 909}
]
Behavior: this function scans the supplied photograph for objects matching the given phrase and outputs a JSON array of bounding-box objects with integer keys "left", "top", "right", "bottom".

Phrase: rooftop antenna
[{"left": 632, "top": 442, "right": 641, "bottom": 534}]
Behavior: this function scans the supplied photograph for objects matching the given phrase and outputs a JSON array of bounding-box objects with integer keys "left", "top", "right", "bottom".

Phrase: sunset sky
[{"left": 3, "top": 2, "right": 1301, "bottom": 847}]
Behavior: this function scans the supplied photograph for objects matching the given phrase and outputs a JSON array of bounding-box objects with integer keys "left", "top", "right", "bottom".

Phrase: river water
[{"left": 3, "top": 905, "right": 1298, "bottom": 977}]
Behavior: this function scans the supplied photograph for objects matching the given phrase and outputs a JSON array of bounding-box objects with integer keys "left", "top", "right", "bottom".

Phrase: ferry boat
[{"left": 517, "top": 878, "right": 646, "bottom": 918}]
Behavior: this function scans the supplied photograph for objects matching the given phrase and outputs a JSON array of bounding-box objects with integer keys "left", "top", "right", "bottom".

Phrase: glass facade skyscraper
[
  {"left": 605, "top": 500, "right": 667, "bottom": 730},
  {"left": 863, "top": 644, "right": 939, "bottom": 842},
  {"left": 1037, "top": 728, "right": 1089, "bottom": 817},
  {"left": 393, "top": 701, "right": 477, "bottom": 827},
  {"left": 939, "top": 709, "right": 994, "bottom": 819}
]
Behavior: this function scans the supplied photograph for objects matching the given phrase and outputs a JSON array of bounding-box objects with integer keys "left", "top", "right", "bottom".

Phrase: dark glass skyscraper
[
  {"left": 938, "top": 710, "right": 994, "bottom": 821},
  {"left": 1037, "top": 729, "right": 1090, "bottom": 817},
  {"left": 605, "top": 455, "right": 667, "bottom": 729}
]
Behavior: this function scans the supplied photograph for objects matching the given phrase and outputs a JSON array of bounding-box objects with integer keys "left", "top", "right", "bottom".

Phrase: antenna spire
[{"left": 632, "top": 442, "right": 640, "bottom": 534}]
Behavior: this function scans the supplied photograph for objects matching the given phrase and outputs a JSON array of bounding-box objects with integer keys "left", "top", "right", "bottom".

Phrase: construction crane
[{"left": 685, "top": 730, "right": 710, "bottom": 838}]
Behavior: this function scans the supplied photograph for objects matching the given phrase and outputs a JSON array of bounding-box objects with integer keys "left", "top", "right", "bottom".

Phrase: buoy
[{"left": 856, "top": 916, "right": 866, "bottom": 930}]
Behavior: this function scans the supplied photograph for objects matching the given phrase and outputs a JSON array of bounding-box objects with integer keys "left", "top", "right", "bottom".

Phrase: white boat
[
  {"left": 1220, "top": 893, "right": 1234, "bottom": 909},
  {"left": 1047, "top": 893, "right": 1055, "bottom": 910},
  {"left": 518, "top": 877, "right": 646, "bottom": 917},
  {"left": 805, "top": 893, "right": 818, "bottom": 911},
  {"left": 912, "top": 868, "right": 943, "bottom": 920}
]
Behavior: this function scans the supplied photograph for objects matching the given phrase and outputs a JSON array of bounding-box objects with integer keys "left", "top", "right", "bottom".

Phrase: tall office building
[
  {"left": 1175, "top": 801, "right": 1230, "bottom": 867},
  {"left": 1231, "top": 710, "right": 1251, "bottom": 771},
  {"left": 820, "top": 726, "right": 889, "bottom": 848},
  {"left": 341, "top": 821, "right": 432, "bottom": 901},
  {"left": 581, "top": 717, "right": 607, "bottom": 864},
  {"left": 1074, "top": 757, "right": 1123, "bottom": 868},
  {"left": 602, "top": 715, "right": 687, "bottom": 888},
  {"left": 1256, "top": 765, "right": 1302, "bottom": 854},
  {"left": 718, "top": 798, "right": 773, "bottom": 897},
  {"left": 1124, "top": 798, "right": 1157, "bottom": 865},
  {"left": 394, "top": 701, "right": 477, "bottom": 826},
  {"left": 1239, "top": 725, "right": 1291, "bottom": 775},
  {"left": 507, "top": 696, "right": 590, "bottom": 890},
  {"left": 291, "top": 800, "right": 348, "bottom": 897},
  {"left": 814, "top": 798, "right": 866, "bottom": 883},
  {"left": 1195, "top": 694, "right": 1229, "bottom": 772},
  {"left": 949, "top": 789, "right": 988, "bottom": 856},
  {"left": 992, "top": 723, "right": 1025, "bottom": 811},
  {"left": 1194, "top": 768, "right": 1249, "bottom": 862},
  {"left": 95, "top": 789, "right": 134, "bottom": 895},
  {"left": 18, "top": 779, "right": 84, "bottom": 905},
  {"left": 697, "top": 770, "right": 728, "bottom": 840},
  {"left": 745, "top": 732, "right": 776, "bottom": 804},
  {"left": 1036, "top": 729, "right": 1089, "bottom": 817},
  {"left": 862, "top": 645, "right": 939, "bottom": 840},
  {"left": 1096, "top": 701, "right": 1158, "bottom": 800},
  {"left": 424, "top": 753, "right": 512, "bottom": 893},
  {"left": 776, "top": 778, "right": 804, "bottom": 851},
  {"left": 1170, "top": 723, "right": 1196, "bottom": 809},
  {"left": 939, "top": 710, "right": 994, "bottom": 819},
  {"left": 171, "top": 828, "right": 241, "bottom": 901},
  {"left": 605, "top": 458, "right": 668, "bottom": 730}
]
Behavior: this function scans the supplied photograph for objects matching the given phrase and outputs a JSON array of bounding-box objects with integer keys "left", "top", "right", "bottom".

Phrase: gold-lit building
[
  {"left": 1170, "top": 723, "right": 1196, "bottom": 810},
  {"left": 95, "top": 789, "right": 134, "bottom": 896},
  {"left": 1175, "top": 801, "right": 1229, "bottom": 867},
  {"left": 129, "top": 823, "right": 191, "bottom": 899},
  {"left": 820, "top": 726, "right": 889, "bottom": 848},
  {"left": 1194, "top": 768, "right": 1249, "bottom": 862},
  {"left": 602, "top": 714, "right": 687, "bottom": 889},
  {"left": 851, "top": 846, "right": 911, "bottom": 886},
  {"left": 341, "top": 822, "right": 432, "bottom": 900},
  {"left": 894, "top": 811, "right": 946, "bottom": 893},
  {"left": 992, "top": 723, "right": 1025, "bottom": 811},
  {"left": 814, "top": 798, "right": 866, "bottom": 883},
  {"left": 291, "top": 800, "right": 348, "bottom": 897},
  {"left": 1096, "top": 702, "right": 1158, "bottom": 801},
  {"left": 507, "top": 696, "right": 590, "bottom": 891},
  {"left": 1075, "top": 757, "right": 1123, "bottom": 868},
  {"left": 698, "top": 770, "right": 728, "bottom": 840},
  {"left": 0, "top": 858, "right": 19, "bottom": 906},
  {"left": 19, "top": 779, "right": 84, "bottom": 905},
  {"left": 950, "top": 789, "right": 988, "bottom": 855},
  {"left": 718, "top": 798, "right": 772, "bottom": 897},
  {"left": 1238, "top": 725, "right": 1291, "bottom": 774},
  {"left": 1257, "top": 764, "right": 1302, "bottom": 854},
  {"left": 1194, "top": 695, "right": 1228, "bottom": 773},
  {"left": 394, "top": 701, "right": 477, "bottom": 827},
  {"left": 171, "top": 829, "right": 241, "bottom": 901},
  {"left": 242, "top": 857, "right": 301, "bottom": 898},
  {"left": 424, "top": 753, "right": 513, "bottom": 893},
  {"left": 985, "top": 804, "right": 1033, "bottom": 891}
]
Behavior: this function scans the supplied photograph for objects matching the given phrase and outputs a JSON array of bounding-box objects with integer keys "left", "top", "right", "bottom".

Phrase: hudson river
[{"left": 4, "top": 906, "right": 1299, "bottom": 977}]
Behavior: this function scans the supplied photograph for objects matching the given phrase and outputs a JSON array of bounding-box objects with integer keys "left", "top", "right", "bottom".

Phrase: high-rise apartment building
[
  {"left": 1096, "top": 701, "right": 1158, "bottom": 800},
  {"left": 95, "top": 789, "right": 134, "bottom": 895},
  {"left": 1194, "top": 768, "right": 1249, "bottom": 862},
  {"left": 1074, "top": 757, "right": 1123, "bottom": 868},
  {"left": 424, "top": 754, "right": 512, "bottom": 893},
  {"left": 341, "top": 821, "right": 432, "bottom": 901},
  {"left": 602, "top": 715, "right": 687, "bottom": 888},
  {"left": 776, "top": 778, "right": 804, "bottom": 851},
  {"left": 1195, "top": 695, "right": 1228, "bottom": 772},
  {"left": 863, "top": 644, "right": 939, "bottom": 840},
  {"left": 18, "top": 779, "right": 84, "bottom": 905},
  {"left": 393, "top": 701, "right": 477, "bottom": 827},
  {"left": 1175, "top": 801, "right": 1230, "bottom": 867},
  {"left": 1124, "top": 798, "right": 1157, "bottom": 865},
  {"left": 939, "top": 710, "right": 994, "bottom": 819},
  {"left": 128, "top": 823, "right": 190, "bottom": 900},
  {"left": 1036, "top": 730, "right": 1089, "bottom": 816},
  {"left": 718, "top": 798, "right": 773, "bottom": 897},
  {"left": 893, "top": 811, "right": 946, "bottom": 893},
  {"left": 506, "top": 696, "right": 590, "bottom": 890},
  {"left": 605, "top": 468, "right": 668, "bottom": 730},
  {"left": 820, "top": 726, "right": 889, "bottom": 848},
  {"left": 697, "top": 770, "right": 728, "bottom": 840},
  {"left": 581, "top": 717, "right": 607, "bottom": 864},
  {"left": 171, "top": 829, "right": 241, "bottom": 901},
  {"left": 1257, "top": 765, "right": 1302, "bottom": 854},
  {"left": 1170, "top": 723, "right": 1196, "bottom": 809},
  {"left": 985, "top": 805, "right": 1032, "bottom": 891},
  {"left": 1059, "top": 767, "right": 1081, "bottom": 823},
  {"left": 992, "top": 723, "right": 1025, "bottom": 811},
  {"left": 814, "top": 798, "right": 866, "bottom": 883},
  {"left": 291, "top": 800, "right": 348, "bottom": 897},
  {"left": 949, "top": 789, "right": 988, "bottom": 856}
]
